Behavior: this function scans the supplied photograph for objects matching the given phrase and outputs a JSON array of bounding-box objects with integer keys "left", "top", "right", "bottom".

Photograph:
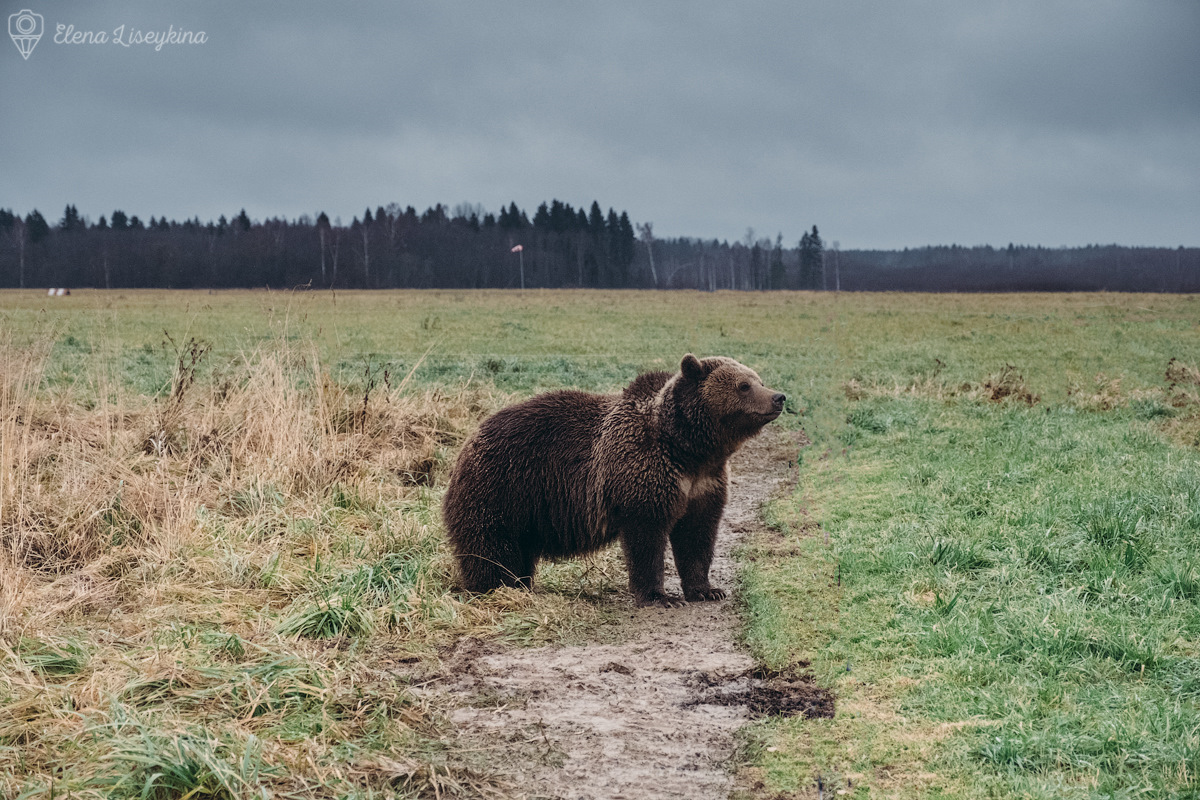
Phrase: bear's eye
[{"left": 738, "top": 382, "right": 751, "bottom": 393}]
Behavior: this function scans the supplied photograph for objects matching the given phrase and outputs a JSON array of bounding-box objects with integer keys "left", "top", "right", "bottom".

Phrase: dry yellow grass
[
  {"left": 0, "top": 330, "right": 630, "bottom": 797},
  {"left": 1, "top": 334, "right": 482, "bottom": 622},
  {"left": 842, "top": 363, "right": 1040, "bottom": 406}
]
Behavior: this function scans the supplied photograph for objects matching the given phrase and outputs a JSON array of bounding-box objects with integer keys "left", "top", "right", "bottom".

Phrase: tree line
[
  {"left": 0, "top": 201, "right": 640, "bottom": 290},
  {"left": 829, "top": 244, "right": 1200, "bottom": 293},
  {"left": 0, "top": 204, "right": 1196, "bottom": 292}
]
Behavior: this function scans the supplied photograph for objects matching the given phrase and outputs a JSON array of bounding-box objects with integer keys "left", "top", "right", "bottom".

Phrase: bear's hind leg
[
  {"left": 513, "top": 547, "right": 538, "bottom": 591},
  {"left": 455, "top": 534, "right": 536, "bottom": 593}
]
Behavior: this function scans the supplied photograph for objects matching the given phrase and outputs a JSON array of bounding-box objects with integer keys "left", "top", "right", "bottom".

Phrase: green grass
[
  {"left": 93, "top": 720, "right": 274, "bottom": 800},
  {"left": 741, "top": 391, "right": 1200, "bottom": 797},
  {"left": 4, "top": 288, "right": 1200, "bottom": 798},
  {"left": 6, "top": 289, "right": 1199, "bottom": 398},
  {"left": 10, "top": 638, "right": 88, "bottom": 677}
]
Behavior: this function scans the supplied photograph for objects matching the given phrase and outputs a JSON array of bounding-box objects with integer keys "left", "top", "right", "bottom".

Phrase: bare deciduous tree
[
  {"left": 12, "top": 217, "right": 26, "bottom": 289},
  {"left": 637, "top": 222, "right": 657, "bottom": 287}
]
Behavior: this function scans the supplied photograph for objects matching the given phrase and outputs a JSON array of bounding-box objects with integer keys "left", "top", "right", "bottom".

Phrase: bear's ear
[{"left": 680, "top": 354, "right": 705, "bottom": 382}]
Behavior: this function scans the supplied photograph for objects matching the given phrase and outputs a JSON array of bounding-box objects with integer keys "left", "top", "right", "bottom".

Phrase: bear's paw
[
  {"left": 635, "top": 591, "right": 688, "bottom": 609},
  {"left": 685, "top": 587, "right": 727, "bottom": 602}
]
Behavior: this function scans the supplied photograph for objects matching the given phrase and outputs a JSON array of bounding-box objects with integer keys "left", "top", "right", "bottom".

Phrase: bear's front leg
[
  {"left": 619, "top": 522, "right": 686, "bottom": 608},
  {"left": 670, "top": 487, "right": 727, "bottom": 602}
]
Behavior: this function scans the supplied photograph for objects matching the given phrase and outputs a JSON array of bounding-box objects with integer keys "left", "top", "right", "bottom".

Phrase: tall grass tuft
[
  {"left": 0, "top": 332, "right": 495, "bottom": 627},
  {"left": 95, "top": 719, "right": 273, "bottom": 800}
]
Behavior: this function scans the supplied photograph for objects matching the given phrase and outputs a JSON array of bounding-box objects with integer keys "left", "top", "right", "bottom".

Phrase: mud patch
[
  {"left": 687, "top": 665, "right": 836, "bottom": 720},
  {"left": 427, "top": 428, "right": 817, "bottom": 800}
]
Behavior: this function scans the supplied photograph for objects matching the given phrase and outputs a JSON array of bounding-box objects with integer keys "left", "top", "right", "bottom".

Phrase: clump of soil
[
  {"left": 687, "top": 664, "right": 836, "bottom": 719},
  {"left": 1166, "top": 357, "right": 1200, "bottom": 388},
  {"left": 599, "top": 661, "right": 634, "bottom": 676},
  {"left": 982, "top": 364, "right": 1039, "bottom": 405}
]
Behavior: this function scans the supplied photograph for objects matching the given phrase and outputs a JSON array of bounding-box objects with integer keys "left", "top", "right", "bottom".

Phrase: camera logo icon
[{"left": 9, "top": 9, "right": 44, "bottom": 60}]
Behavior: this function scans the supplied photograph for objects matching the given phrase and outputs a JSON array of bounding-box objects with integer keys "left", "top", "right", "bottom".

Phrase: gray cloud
[{"left": 2, "top": 0, "right": 1197, "bottom": 248}]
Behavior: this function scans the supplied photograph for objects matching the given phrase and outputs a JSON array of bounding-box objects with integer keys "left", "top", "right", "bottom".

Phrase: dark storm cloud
[{"left": 2, "top": 0, "right": 1197, "bottom": 247}]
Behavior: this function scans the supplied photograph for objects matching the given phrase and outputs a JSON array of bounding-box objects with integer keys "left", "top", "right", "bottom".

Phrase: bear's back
[
  {"left": 623, "top": 370, "right": 672, "bottom": 400},
  {"left": 473, "top": 389, "right": 610, "bottom": 454}
]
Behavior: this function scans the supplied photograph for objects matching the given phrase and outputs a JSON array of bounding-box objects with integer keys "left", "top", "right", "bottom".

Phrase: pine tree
[
  {"left": 809, "top": 225, "right": 823, "bottom": 288},
  {"left": 25, "top": 209, "right": 50, "bottom": 243},
  {"left": 59, "top": 204, "right": 81, "bottom": 232},
  {"left": 552, "top": 200, "right": 569, "bottom": 232},
  {"left": 420, "top": 204, "right": 447, "bottom": 225},
  {"left": 619, "top": 213, "right": 638, "bottom": 285},
  {"left": 799, "top": 226, "right": 824, "bottom": 289},
  {"left": 588, "top": 202, "right": 605, "bottom": 237},
  {"left": 533, "top": 202, "right": 551, "bottom": 229},
  {"left": 605, "top": 210, "right": 621, "bottom": 284},
  {"left": 769, "top": 233, "right": 786, "bottom": 289},
  {"left": 588, "top": 202, "right": 608, "bottom": 283},
  {"left": 316, "top": 212, "right": 330, "bottom": 283}
]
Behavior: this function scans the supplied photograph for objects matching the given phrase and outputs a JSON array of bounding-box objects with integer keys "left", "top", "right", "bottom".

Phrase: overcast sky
[{"left": 2, "top": 1, "right": 1197, "bottom": 249}]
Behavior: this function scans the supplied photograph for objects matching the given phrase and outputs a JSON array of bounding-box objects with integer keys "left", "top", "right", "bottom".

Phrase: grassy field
[{"left": 2, "top": 288, "right": 1199, "bottom": 798}]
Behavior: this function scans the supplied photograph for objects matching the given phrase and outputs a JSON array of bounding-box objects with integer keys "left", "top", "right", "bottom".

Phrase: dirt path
[{"left": 434, "top": 428, "right": 813, "bottom": 800}]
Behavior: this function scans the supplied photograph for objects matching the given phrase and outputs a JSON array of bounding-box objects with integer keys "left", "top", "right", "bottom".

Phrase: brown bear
[{"left": 441, "top": 354, "right": 786, "bottom": 607}]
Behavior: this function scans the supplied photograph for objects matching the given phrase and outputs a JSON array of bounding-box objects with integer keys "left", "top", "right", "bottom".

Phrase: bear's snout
[{"left": 771, "top": 392, "right": 786, "bottom": 408}]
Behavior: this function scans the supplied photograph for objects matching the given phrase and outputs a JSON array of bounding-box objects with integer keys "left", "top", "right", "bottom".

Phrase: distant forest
[{"left": 1, "top": 202, "right": 1197, "bottom": 292}]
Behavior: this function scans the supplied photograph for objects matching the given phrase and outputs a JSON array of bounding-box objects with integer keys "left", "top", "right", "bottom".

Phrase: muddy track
[{"left": 432, "top": 428, "right": 817, "bottom": 800}]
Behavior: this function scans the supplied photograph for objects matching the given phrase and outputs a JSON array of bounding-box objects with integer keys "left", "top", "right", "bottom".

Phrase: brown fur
[{"left": 441, "top": 355, "right": 785, "bottom": 607}]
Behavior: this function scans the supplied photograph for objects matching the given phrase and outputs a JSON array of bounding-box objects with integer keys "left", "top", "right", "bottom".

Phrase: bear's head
[{"left": 680, "top": 354, "right": 786, "bottom": 440}]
